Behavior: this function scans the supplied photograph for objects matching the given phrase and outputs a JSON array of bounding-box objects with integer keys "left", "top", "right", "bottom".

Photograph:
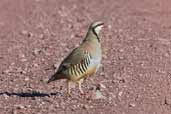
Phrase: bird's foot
[{"left": 66, "top": 92, "right": 71, "bottom": 97}]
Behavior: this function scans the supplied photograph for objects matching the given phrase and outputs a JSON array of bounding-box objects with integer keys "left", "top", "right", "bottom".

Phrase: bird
[{"left": 47, "top": 21, "right": 104, "bottom": 95}]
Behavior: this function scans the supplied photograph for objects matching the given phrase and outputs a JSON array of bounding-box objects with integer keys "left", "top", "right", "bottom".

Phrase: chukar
[{"left": 47, "top": 21, "right": 104, "bottom": 95}]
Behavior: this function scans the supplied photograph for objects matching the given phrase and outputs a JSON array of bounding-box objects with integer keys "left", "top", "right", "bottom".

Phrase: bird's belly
[{"left": 86, "top": 65, "right": 98, "bottom": 76}]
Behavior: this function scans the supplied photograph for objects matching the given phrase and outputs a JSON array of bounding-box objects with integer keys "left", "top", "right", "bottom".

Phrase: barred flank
[{"left": 68, "top": 52, "right": 91, "bottom": 77}]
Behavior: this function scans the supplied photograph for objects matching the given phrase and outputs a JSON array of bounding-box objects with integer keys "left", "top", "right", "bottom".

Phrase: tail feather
[
  {"left": 47, "top": 75, "right": 56, "bottom": 84},
  {"left": 47, "top": 73, "right": 64, "bottom": 84}
]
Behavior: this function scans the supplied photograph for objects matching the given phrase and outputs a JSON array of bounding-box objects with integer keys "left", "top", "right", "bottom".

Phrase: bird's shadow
[{"left": 0, "top": 91, "right": 62, "bottom": 97}]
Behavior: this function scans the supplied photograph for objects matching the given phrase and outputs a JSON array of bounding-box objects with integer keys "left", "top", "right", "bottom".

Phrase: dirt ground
[{"left": 0, "top": 0, "right": 171, "bottom": 114}]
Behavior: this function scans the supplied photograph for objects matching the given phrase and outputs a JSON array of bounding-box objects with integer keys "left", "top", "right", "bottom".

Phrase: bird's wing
[{"left": 57, "top": 47, "right": 90, "bottom": 73}]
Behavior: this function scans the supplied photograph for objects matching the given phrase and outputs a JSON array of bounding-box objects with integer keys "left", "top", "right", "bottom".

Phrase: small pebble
[
  {"left": 33, "top": 63, "right": 38, "bottom": 67},
  {"left": 33, "top": 48, "right": 41, "bottom": 56},
  {"left": 21, "top": 30, "right": 28, "bottom": 35},
  {"left": 21, "top": 58, "right": 27, "bottom": 62},
  {"left": 2, "top": 69, "right": 10, "bottom": 74},
  {"left": 129, "top": 103, "right": 136, "bottom": 107},
  {"left": 15, "top": 105, "right": 25, "bottom": 109},
  {"left": 99, "top": 83, "right": 106, "bottom": 89},
  {"left": 82, "top": 105, "right": 88, "bottom": 109},
  {"left": 118, "top": 91, "right": 123, "bottom": 97},
  {"left": 25, "top": 77, "right": 29, "bottom": 81}
]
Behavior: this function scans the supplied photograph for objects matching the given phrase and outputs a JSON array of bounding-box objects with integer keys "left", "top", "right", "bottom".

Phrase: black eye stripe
[
  {"left": 92, "top": 27, "right": 100, "bottom": 42},
  {"left": 93, "top": 23, "right": 104, "bottom": 29}
]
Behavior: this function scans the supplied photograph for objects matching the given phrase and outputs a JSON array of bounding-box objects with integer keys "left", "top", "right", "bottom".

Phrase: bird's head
[
  {"left": 90, "top": 21, "right": 104, "bottom": 35},
  {"left": 85, "top": 21, "right": 105, "bottom": 42}
]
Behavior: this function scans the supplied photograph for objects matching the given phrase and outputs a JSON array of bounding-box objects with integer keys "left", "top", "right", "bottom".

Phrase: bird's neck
[{"left": 84, "top": 31, "right": 100, "bottom": 43}]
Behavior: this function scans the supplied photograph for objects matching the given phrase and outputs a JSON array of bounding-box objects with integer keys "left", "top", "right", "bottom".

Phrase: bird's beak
[{"left": 102, "top": 24, "right": 107, "bottom": 30}]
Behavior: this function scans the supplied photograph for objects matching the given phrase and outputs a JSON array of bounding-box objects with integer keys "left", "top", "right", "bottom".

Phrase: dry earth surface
[{"left": 0, "top": 0, "right": 171, "bottom": 114}]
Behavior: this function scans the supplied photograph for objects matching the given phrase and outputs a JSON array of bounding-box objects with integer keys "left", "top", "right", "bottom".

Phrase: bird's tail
[
  {"left": 47, "top": 75, "right": 56, "bottom": 84},
  {"left": 47, "top": 73, "right": 64, "bottom": 84}
]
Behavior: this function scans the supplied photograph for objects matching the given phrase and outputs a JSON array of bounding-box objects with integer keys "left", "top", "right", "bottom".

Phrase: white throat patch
[{"left": 94, "top": 26, "right": 103, "bottom": 34}]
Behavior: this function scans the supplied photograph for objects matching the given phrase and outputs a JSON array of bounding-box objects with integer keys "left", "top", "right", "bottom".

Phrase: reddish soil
[{"left": 1, "top": 0, "right": 171, "bottom": 114}]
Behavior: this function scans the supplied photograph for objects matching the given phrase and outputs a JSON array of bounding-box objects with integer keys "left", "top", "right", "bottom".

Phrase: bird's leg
[
  {"left": 67, "top": 80, "right": 72, "bottom": 96},
  {"left": 78, "top": 79, "right": 84, "bottom": 94}
]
